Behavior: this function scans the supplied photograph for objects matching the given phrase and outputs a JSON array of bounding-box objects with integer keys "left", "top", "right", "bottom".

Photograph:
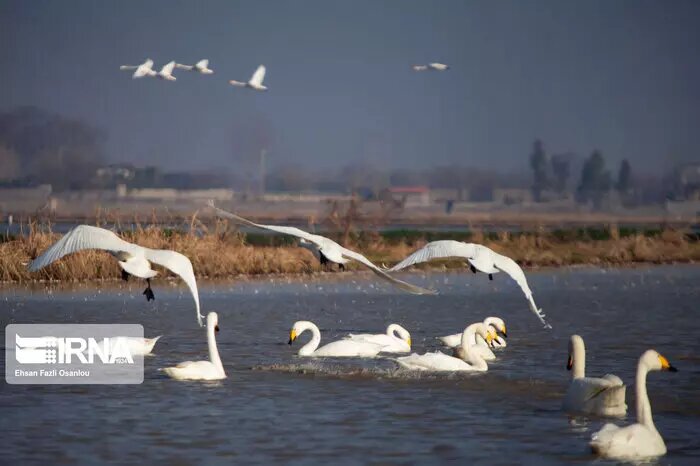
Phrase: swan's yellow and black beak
[
  {"left": 658, "top": 354, "right": 678, "bottom": 372},
  {"left": 407, "top": 337, "right": 412, "bottom": 348},
  {"left": 500, "top": 325, "right": 507, "bottom": 338},
  {"left": 215, "top": 325, "right": 220, "bottom": 333},
  {"left": 288, "top": 328, "right": 297, "bottom": 345},
  {"left": 567, "top": 354, "right": 573, "bottom": 371},
  {"left": 486, "top": 331, "right": 496, "bottom": 348}
]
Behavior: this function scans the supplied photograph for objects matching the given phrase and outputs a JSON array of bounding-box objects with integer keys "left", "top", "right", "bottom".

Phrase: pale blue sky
[{"left": 1, "top": 0, "right": 698, "bottom": 174}]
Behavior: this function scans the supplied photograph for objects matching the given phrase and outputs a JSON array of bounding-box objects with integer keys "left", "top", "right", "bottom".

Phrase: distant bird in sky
[
  {"left": 412, "top": 63, "right": 450, "bottom": 71},
  {"left": 120, "top": 58, "right": 156, "bottom": 79},
  {"left": 156, "top": 61, "right": 177, "bottom": 81},
  {"left": 229, "top": 65, "right": 267, "bottom": 91},
  {"left": 175, "top": 59, "right": 214, "bottom": 74}
]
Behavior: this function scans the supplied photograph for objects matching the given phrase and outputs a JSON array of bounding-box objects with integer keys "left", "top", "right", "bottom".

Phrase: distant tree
[
  {"left": 529, "top": 139, "right": 549, "bottom": 202},
  {"left": 550, "top": 153, "right": 571, "bottom": 194},
  {"left": 616, "top": 159, "right": 633, "bottom": 193},
  {"left": 577, "top": 150, "right": 611, "bottom": 209}
]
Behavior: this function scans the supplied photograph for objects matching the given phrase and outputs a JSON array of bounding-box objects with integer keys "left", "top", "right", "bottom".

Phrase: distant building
[
  {"left": 386, "top": 186, "right": 430, "bottom": 206},
  {"left": 676, "top": 163, "right": 700, "bottom": 200}
]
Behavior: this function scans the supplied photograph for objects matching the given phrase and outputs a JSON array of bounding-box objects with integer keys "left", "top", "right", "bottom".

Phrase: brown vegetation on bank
[{"left": 1, "top": 221, "right": 698, "bottom": 283}]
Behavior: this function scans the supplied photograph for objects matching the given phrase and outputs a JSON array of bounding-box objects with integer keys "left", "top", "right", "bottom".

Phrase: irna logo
[{"left": 15, "top": 334, "right": 135, "bottom": 364}]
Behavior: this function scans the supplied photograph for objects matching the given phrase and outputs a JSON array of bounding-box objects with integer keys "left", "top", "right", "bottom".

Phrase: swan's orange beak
[
  {"left": 567, "top": 355, "right": 573, "bottom": 370},
  {"left": 658, "top": 354, "right": 678, "bottom": 372},
  {"left": 288, "top": 329, "right": 297, "bottom": 345}
]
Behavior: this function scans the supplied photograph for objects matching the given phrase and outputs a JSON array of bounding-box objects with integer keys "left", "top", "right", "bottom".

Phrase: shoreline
[{"left": 1, "top": 225, "right": 698, "bottom": 284}]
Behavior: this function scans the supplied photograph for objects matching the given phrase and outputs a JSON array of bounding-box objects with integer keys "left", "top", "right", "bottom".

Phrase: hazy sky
[{"left": 1, "top": 0, "right": 699, "bottom": 174}]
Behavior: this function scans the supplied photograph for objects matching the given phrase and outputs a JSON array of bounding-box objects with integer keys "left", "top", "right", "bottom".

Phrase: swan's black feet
[
  {"left": 143, "top": 286, "right": 155, "bottom": 301},
  {"left": 338, "top": 263, "right": 345, "bottom": 272},
  {"left": 488, "top": 274, "right": 493, "bottom": 281},
  {"left": 470, "top": 264, "right": 477, "bottom": 274},
  {"left": 121, "top": 269, "right": 130, "bottom": 282}
]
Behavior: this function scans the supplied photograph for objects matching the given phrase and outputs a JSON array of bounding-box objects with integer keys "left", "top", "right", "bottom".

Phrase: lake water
[{"left": 1, "top": 266, "right": 699, "bottom": 465}]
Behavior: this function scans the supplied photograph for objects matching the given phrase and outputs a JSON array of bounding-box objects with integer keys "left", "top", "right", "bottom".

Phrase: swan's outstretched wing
[
  {"left": 160, "top": 61, "right": 176, "bottom": 75},
  {"left": 143, "top": 249, "right": 203, "bottom": 327},
  {"left": 196, "top": 59, "right": 209, "bottom": 69},
  {"left": 250, "top": 65, "right": 266, "bottom": 86},
  {"left": 175, "top": 63, "right": 194, "bottom": 70},
  {"left": 339, "top": 247, "right": 437, "bottom": 295},
  {"left": 28, "top": 225, "right": 139, "bottom": 271},
  {"left": 208, "top": 203, "right": 321, "bottom": 243},
  {"left": 388, "top": 240, "right": 477, "bottom": 272},
  {"left": 492, "top": 253, "right": 550, "bottom": 328}
]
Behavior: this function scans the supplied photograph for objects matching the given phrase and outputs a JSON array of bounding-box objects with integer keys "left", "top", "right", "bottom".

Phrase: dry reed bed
[{"left": 1, "top": 225, "right": 698, "bottom": 283}]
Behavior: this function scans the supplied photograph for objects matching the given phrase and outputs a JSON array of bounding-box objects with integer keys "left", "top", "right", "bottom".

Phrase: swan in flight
[
  {"left": 412, "top": 63, "right": 449, "bottom": 71},
  {"left": 387, "top": 240, "right": 549, "bottom": 327},
  {"left": 395, "top": 323, "right": 495, "bottom": 371},
  {"left": 229, "top": 65, "right": 267, "bottom": 91},
  {"left": 289, "top": 321, "right": 387, "bottom": 357},
  {"left": 590, "top": 350, "right": 677, "bottom": 460},
  {"left": 156, "top": 61, "right": 177, "bottom": 81},
  {"left": 208, "top": 202, "right": 435, "bottom": 295},
  {"left": 163, "top": 312, "right": 226, "bottom": 381},
  {"left": 28, "top": 225, "right": 203, "bottom": 327},
  {"left": 563, "top": 334, "right": 627, "bottom": 417},
  {"left": 439, "top": 316, "right": 507, "bottom": 348},
  {"left": 344, "top": 324, "right": 411, "bottom": 353},
  {"left": 175, "top": 59, "right": 214, "bottom": 74},
  {"left": 120, "top": 58, "right": 156, "bottom": 79}
]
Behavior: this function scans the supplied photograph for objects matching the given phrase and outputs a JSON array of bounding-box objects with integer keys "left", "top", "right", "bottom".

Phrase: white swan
[
  {"left": 28, "top": 225, "right": 203, "bottom": 326},
  {"left": 107, "top": 336, "right": 162, "bottom": 356},
  {"left": 289, "top": 321, "right": 387, "bottom": 357},
  {"left": 156, "top": 61, "right": 177, "bottom": 81},
  {"left": 590, "top": 350, "right": 677, "bottom": 459},
  {"left": 163, "top": 312, "right": 225, "bottom": 381},
  {"left": 562, "top": 334, "right": 627, "bottom": 417},
  {"left": 387, "top": 240, "right": 548, "bottom": 327},
  {"left": 439, "top": 316, "right": 507, "bottom": 348},
  {"left": 120, "top": 58, "right": 156, "bottom": 79},
  {"left": 344, "top": 324, "right": 411, "bottom": 353},
  {"left": 229, "top": 65, "right": 267, "bottom": 91},
  {"left": 450, "top": 317, "right": 505, "bottom": 361},
  {"left": 395, "top": 323, "right": 495, "bottom": 371},
  {"left": 209, "top": 202, "right": 435, "bottom": 295},
  {"left": 175, "top": 59, "right": 213, "bottom": 74},
  {"left": 412, "top": 63, "right": 450, "bottom": 71}
]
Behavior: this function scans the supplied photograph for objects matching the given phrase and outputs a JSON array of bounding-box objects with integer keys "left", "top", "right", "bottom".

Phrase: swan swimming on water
[
  {"left": 395, "top": 323, "right": 495, "bottom": 372},
  {"left": 439, "top": 316, "right": 507, "bottom": 349},
  {"left": 107, "top": 336, "right": 162, "bottom": 356},
  {"left": 387, "top": 240, "right": 549, "bottom": 327},
  {"left": 344, "top": 324, "right": 411, "bottom": 353},
  {"left": 289, "top": 321, "right": 387, "bottom": 357},
  {"left": 562, "top": 334, "right": 627, "bottom": 417},
  {"left": 175, "top": 59, "right": 214, "bottom": 74},
  {"left": 590, "top": 350, "right": 677, "bottom": 460},
  {"left": 208, "top": 202, "right": 435, "bottom": 295},
  {"left": 450, "top": 317, "right": 507, "bottom": 361},
  {"left": 28, "top": 225, "right": 203, "bottom": 326},
  {"left": 163, "top": 312, "right": 226, "bottom": 381},
  {"left": 229, "top": 65, "right": 267, "bottom": 91},
  {"left": 120, "top": 58, "right": 156, "bottom": 79}
]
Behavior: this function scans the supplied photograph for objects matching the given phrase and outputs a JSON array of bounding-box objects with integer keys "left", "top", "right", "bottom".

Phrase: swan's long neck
[
  {"left": 635, "top": 361, "right": 655, "bottom": 429},
  {"left": 299, "top": 322, "right": 321, "bottom": 356},
  {"left": 461, "top": 324, "right": 488, "bottom": 370},
  {"left": 207, "top": 323, "right": 224, "bottom": 374},
  {"left": 572, "top": 338, "right": 585, "bottom": 379}
]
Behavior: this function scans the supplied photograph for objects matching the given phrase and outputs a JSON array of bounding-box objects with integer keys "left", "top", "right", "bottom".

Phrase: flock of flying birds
[
  {"left": 37, "top": 59, "right": 676, "bottom": 460},
  {"left": 119, "top": 58, "right": 451, "bottom": 90}
]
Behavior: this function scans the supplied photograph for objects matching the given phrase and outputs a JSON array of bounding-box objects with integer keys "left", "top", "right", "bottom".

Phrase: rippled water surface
[{"left": 2, "top": 266, "right": 699, "bottom": 465}]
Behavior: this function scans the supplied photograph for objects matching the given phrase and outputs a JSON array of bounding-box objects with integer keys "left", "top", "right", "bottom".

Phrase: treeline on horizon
[{"left": 0, "top": 106, "right": 691, "bottom": 206}]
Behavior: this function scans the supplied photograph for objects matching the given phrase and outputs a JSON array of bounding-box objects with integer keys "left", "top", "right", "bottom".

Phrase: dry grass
[{"left": 1, "top": 221, "right": 698, "bottom": 283}]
